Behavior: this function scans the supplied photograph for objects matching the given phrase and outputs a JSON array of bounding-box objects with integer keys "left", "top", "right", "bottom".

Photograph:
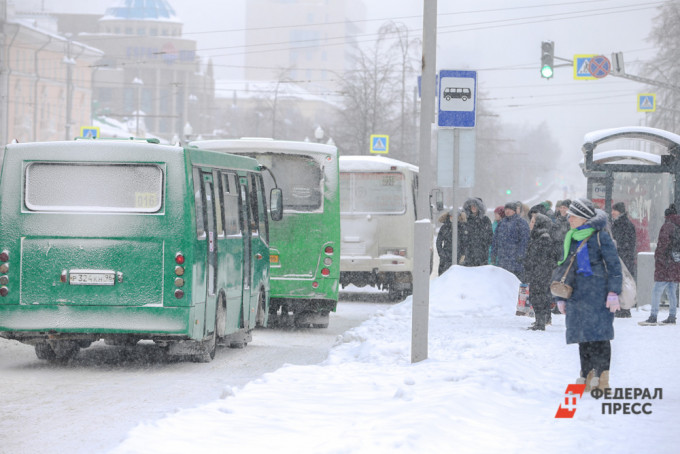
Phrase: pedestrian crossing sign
[
  {"left": 637, "top": 94, "right": 656, "bottom": 112},
  {"left": 573, "top": 55, "right": 597, "bottom": 80},
  {"left": 370, "top": 134, "right": 389, "bottom": 154},
  {"left": 80, "top": 126, "right": 100, "bottom": 139}
]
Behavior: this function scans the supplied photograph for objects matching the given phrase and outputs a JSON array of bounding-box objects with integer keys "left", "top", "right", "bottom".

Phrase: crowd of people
[{"left": 436, "top": 196, "right": 679, "bottom": 392}]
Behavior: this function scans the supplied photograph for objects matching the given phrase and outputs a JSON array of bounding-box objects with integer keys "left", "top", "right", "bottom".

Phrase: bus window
[
  {"left": 24, "top": 163, "right": 163, "bottom": 213},
  {"left": 256, "top": 154, "right": 322, "bottom": 212},
  {"left": 353, "top": 172, "right": 406, "bottom": 213},
  {"left": 248, "top": 173, "right": 259, "bottom": 236},
  {"left": 193, "top": 167, "right": 206, "bottom": 239},
  {"left": 254, "top": 174, "right": 268, "bottom": 243},
  {"left": 221, "top": 172, "right": 241, "bottom": 236},
  {"left": 213, "top": 170, "right": 224, "bottom": 238},
  {"left": 203, "top": 175, "right": 217, "bottom": 296}
]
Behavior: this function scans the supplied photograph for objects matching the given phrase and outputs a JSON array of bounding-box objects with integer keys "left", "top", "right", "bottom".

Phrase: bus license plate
[{"left": 69, "top": 270, "right": 116, "bottom": 286}]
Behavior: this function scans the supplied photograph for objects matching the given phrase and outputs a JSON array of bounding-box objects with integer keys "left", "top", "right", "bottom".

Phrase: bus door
[
  {"left": 201, "top": 172, "right": 219, "bottom": 337},
  {"left": 201, "top": 173, "right": 218, "bottom": 297},
  {"left": 220, "top": 172, "right": 244, "bottom": 315},
  {"left": 239, "top": 176, "right": 253, "bottom": 318}
]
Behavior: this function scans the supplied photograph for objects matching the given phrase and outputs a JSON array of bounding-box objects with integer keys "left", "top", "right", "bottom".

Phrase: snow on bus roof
[
  {"left": 339, "top": 155, "right": 418, "bottom": 173},
  {"left": 583, "top": 126, "right": 680, "bottom": 150},
  {"left": 189, "top": 138, "right": 337, "bottom": 157}
]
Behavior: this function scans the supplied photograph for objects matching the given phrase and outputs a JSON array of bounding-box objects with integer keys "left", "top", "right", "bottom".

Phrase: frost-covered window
[
  {"left": 25, "top": 163, "right": 163, "bottom": 213},
  {"left": 248, "top": 153, "right": 322, "bottom": 212},
  {"left": 341, "top": 172, "right": 405, "bottom": 214}
]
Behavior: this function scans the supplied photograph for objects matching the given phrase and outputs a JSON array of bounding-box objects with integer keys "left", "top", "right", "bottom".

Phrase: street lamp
[
  {"left": 314, "top": 126, "right": 324, "bottom": 143},
  {"left": 132, "top": 77, "right": 143, "bottom": 137}
]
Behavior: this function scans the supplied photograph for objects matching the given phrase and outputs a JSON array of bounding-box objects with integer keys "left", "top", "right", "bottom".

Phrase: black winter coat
[
  {"left": 437, "top": 218, "right": 453, "bottom": 275},
  {"left": 612, "top": 213, "right": 637, "bottom": 273},
  {"left": 524, "top": 227, "right": 559, "bottom": 298},
  {"left": 459, "top": 214, "right": 493, "bottom": 266}
]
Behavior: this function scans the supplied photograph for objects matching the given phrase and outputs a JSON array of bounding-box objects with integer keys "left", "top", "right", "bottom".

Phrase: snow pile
[{"left": 112, "top": 265, "right": 678, "bottom": 454}]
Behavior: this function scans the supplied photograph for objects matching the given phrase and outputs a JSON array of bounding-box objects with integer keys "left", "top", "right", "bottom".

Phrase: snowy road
[{"left": 0, "top": 296, "right": 393, "bottom": 454}]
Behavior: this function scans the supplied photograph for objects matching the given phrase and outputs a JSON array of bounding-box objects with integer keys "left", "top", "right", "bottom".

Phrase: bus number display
[{"left": 135, "top": 192, "right": 159, "bottom": 209}]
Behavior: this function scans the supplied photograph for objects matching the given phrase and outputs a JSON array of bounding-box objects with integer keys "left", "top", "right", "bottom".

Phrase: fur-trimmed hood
[{"left": 586, "top": 209, "right": 609, "bottom": 231}]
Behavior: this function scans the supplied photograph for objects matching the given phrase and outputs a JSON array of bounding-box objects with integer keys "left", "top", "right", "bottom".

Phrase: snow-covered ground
[{"left": 112, "top": 265, "right": 678, "bottom": 454}]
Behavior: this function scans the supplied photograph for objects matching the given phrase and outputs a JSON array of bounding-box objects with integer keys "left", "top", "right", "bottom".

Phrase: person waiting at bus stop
[
  {"left": 611, "top": 202, "right": 636, "bottom": 318},
  {"left": 640, "top": 203, "right": 680, "bottom": 325},
  {"left": 459, "top": 198, "right": 493, "bottom": 267},
  {"left": 490, "top": 202, "right": 530, "bottom": 282},
  {"left": 555, "top": 198, "right": 622, "bottom": 391}
]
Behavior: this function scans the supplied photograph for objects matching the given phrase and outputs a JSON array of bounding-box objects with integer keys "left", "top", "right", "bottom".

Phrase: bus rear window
[
  {"left": 25, "top": 163, "right": 163, "bottom": 213},
  {"left": 247, "top": 153, "right": 323, "bottom": 212},
  {"left": 346, "top": 172, "right": 405, "bottom": 214}
]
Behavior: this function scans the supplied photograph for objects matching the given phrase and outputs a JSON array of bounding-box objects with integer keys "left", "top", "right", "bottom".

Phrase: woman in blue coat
[{"left": 555, "top": 198, "right": 622, "bottom": 392}]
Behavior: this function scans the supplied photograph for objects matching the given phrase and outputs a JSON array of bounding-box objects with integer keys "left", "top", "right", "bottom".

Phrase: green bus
[
  {"left": 190, "top": 138, "right": 339, "bottom": 328},
  {"left": 0, "top": 138, "right": 282, "bottom": 362}
]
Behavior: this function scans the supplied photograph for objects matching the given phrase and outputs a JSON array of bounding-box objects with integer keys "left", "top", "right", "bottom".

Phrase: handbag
[
  {"left": 618, "top": 259, "right": 637, "bottom": 309},
  {"left": 598, "top": 233, "right": 637, "bottom": 309},
  {"left": 550, "top": 234, "right": 593, "bottom": 299}
]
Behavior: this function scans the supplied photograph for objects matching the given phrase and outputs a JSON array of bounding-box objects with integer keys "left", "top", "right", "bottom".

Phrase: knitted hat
[
  {"left": 665, "top": 204, "right": 677, "bottom": 216},
  {"left": 494, "top": 206, "right": 505, "bottom": 218},
  {"left": 557, "top": 199, "right": 571, "bottom": 208},
  {"left": 567, "top": 198, "right": 596, "bottom": 220},
  {"left": 504, "top": 202, "right": 517, "bottom": 212},
  {"left": 612, "top": 202, "right": 626, "bottom": 214}
]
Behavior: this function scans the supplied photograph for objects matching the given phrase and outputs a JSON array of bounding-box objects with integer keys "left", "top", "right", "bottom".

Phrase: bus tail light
[
  {"left": 173, "top": 252, "right": 185, "bottom": 298},
  {"left": 321, "top": 268, "right": 330, "bottom": 277},
  {"left": 312, "top": 281, "right": 319, "bottom": 288},
  {"left": 323, "top": 257, "right": 332, "bottom": 266},
  {"left": 0, "top": 250, "right": 9, "bottom": 296},
  {"left": 270, "top": 254, "right": 279, "bottom": 264},
  {"left": 324, "top": 246, "right": 333, "bottom": 255}
]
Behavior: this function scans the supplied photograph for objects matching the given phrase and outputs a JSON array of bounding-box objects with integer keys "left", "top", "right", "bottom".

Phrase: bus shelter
[{"left": 581, "top": 126, "right": 680, "bottom": 252}]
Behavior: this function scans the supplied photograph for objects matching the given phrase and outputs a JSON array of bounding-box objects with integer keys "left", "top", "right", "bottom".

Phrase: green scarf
[{"left": 558, "top": 227, "right": 596, "bottom": 265}]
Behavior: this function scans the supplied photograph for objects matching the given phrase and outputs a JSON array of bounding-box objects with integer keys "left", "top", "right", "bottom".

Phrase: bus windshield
[
  {"left": 25, "top": 163, "right": 163, "bottom": 213},
  {"left": 247, "top": 152, "right": 323, "bottom": 212},
  {"left": 341, "top": 172, "right": 405, "bottom": 214}
]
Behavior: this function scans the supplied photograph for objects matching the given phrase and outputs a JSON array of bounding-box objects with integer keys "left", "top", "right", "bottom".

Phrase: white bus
[{"left": 339, "top": 156, "right": 420, "bottom": 300}]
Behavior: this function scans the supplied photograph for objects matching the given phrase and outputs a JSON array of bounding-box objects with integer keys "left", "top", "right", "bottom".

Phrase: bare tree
[
  {"left": 334, "top": 21, "right": 419, "bottom": 160},
  {"left": 644, "top": 1, "right": 680, "bottom": 132}
]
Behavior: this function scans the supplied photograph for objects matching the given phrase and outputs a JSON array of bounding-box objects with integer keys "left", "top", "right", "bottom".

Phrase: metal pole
[
  {"left": 451, "top": 128, "right": 459, "bottom": 264},
  {"left": 412, "top": 0, "right": 437, "bottom": 364},
  {"left": 64, "top": 36, "right": 73, "bottom": 140}
]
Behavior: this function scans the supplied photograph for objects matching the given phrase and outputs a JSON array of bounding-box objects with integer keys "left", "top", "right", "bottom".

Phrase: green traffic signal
[
  {"left": 506, "top": 189, "right": 512, "bottom": 195},
  {"left": 541, "top": 64, "right": 554, "bottom": 79},
  {"left": 541, "top": 41, "right": 554, "bottom": 79}
]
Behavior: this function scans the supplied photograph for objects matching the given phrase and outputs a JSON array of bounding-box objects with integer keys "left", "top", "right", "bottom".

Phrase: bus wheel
[
  {"left": 388, "top": 286, "right": 404, "bottom": 301},
  {"left": 193, "top": 334, "right": 216, "bottom": 363},
  {"left": 294, "top": 311, "right": 329, "bottom": 329},
  {"left": 51, "top": 341, "right": 80, "bottom": 362},
  {"left": 255, "top": 290, "right": 266, "bottom": 327},
  {"left": 216, "top": 295, "right": 227, "bottom": 340},
  {"left": 35, "top": 342, "right": 56, "bottom": 361}
]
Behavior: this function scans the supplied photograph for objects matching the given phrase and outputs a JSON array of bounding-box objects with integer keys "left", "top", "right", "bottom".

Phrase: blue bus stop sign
[{"left": 438, "top": 70, "right": 477, "bottom": 128}]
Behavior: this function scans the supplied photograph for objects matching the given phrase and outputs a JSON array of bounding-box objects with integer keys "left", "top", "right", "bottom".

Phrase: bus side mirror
[
  {"left": 270, "top": 188, "right": 283, "bottom": 221},
  {"left": 432, "top": 189, "right": 444, "bottom": 212}
]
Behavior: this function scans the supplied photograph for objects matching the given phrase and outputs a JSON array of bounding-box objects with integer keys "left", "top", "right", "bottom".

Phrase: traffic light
[{"left": 541, "top": 41, "right": 554, "bottom": 79}]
